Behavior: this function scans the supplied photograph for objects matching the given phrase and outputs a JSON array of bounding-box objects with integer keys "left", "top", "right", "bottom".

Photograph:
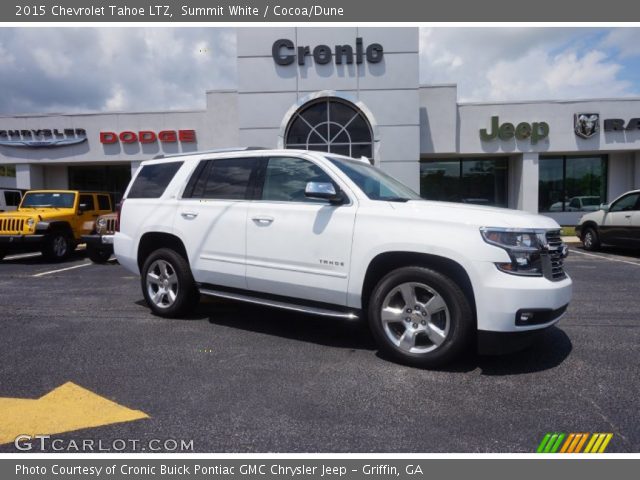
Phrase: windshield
[
  {"left": 326, "top": 157, "right": 421, "bottom": 202},
  {"left": 21, "top": 192, "right": 76, "bottom": 208}
]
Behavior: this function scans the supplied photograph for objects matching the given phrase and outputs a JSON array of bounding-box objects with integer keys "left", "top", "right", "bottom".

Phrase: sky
[{"left": 1, "top": 27, "right": 640, "bottom": 114}]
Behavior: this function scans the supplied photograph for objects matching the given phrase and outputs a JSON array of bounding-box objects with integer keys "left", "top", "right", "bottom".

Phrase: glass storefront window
[
  {"left": 68, "top": 165, "right": 132, "bottom": 205},
  {"left": 0, "top": 165, "right": 16, "bottom": 177},
  {"left": 420, "top": 157, "right": 508, "bottom": 207},
  {"left": 538, "top": 155, "right": 607, "bottom": 212}
]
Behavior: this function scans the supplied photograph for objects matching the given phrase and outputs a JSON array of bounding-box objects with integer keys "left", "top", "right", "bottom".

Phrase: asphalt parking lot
[{"left": 0, "top": 247, "right": 639, "bottom": 453}]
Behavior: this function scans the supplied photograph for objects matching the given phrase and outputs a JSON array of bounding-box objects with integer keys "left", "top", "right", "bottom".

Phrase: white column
[
  {"left": 509, "top": 153, "right": 539, "bottom": 214},
  {"left": 130, "top": 161, "right": 142, "bottom": 177},
  {"left": 15, "top": 164, "right": 44, "bottom": 190}
]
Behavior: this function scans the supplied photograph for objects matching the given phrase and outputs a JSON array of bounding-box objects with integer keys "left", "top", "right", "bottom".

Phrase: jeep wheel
[
  {"left": 0, "top": 250, "right": 6, "bottom": 261},
  {"left": 141, "top": 248, "right": 199, "bottom": 317},
  {"left": 582, "top": 227, "right": 600, "bottom": 251},
  {"left": 42, "top": 232, "right": 72, "bottom": 261},
  {"left": 368, "top": 266, "right": 473, "bottom": 368},
  {"left": 87, "top": 246, "right": 112, "bottom": 264}
]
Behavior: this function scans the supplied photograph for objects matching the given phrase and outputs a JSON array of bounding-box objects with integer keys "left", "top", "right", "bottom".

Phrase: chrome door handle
[
  {"left": 181, "top": 211, "right": 199, "bottom": 219},
  {"left": 625, "top": 214, "right": 632, "bottom": 218},
  {"left": 252, "top": 216, "right": 274, "bottom": 225}
]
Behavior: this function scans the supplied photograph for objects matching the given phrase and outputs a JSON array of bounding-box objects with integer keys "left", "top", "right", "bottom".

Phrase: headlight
[
  {"left": 96, "top": 217, "right": 107, "bottom": 233},
  {"left": 26, "top": 218, "right": 35, "bottom": 228},
  {"left": 480, "top": 227, "right": 546, "bottom": 276}
]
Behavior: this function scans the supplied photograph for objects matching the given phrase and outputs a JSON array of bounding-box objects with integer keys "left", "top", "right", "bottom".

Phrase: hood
[
  {"left": 389, "top": 200, "right": 560, "bottom": 230},
  {"left": 1, "top": 208, "right": 75, "bottom": 220}
]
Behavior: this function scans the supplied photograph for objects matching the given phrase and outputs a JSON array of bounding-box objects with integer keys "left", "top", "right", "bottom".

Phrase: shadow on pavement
[{"left": 171, "top": 298, "right": 573, "bottom": 375}]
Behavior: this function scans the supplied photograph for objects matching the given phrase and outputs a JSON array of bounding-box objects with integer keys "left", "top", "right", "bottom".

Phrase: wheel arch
[
  {"left": 361, "top": 251, "right": 477, "bottom": 327},
  {"left": 137, "top": 232, "right": 189, "bottom": 272},
  {"left": 580, "top": 220, "right": 599, "bottom": 236}
]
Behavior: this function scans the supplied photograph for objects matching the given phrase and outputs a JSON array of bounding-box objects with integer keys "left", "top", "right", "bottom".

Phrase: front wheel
[
  {"left": 141, "top": 248, "right": 199, "bottom": 317},
  {"left": 368, "top": 266, "right": 474, "bottom": 368},
  {"left": 42, "top": 232, "right": 72, "bottom": 261},
  {"left": 582, "top": 227, "right": 600, "bottom": 251},
  {"left": 87, "top": 245, "right": 112, "bottom": 264}
]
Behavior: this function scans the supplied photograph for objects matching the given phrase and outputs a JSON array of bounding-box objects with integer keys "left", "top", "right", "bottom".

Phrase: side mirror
[
  {"left": 305, "top": 182, "right": 345, "bottom": 205},
  {"left": 78, "top": 203, "right": 88, "bottom": 214},
  {"left": 600, "top": 204, "right": 609, "bottom": 212}
]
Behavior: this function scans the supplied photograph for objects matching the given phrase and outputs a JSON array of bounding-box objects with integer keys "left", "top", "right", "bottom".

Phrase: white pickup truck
[{"left": 114, "top": 148, "right": 572, "bottom": 367}]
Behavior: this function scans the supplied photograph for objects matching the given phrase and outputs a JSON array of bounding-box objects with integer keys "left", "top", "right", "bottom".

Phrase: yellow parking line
[{"left": 32, "top": 262, "right": 92, "bottom": 277}]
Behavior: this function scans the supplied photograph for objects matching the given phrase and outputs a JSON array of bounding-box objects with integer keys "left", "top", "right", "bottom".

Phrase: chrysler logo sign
[{"left": 0, "top": 128, "right": 87, "bottom": 148}]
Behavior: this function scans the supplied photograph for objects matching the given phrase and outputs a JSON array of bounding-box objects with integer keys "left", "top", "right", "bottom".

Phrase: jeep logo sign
[
  {"left": 272, "top": 37, "right": 383, "bottom": 66},
  {"left": 480, "top": 116, "right": 550, "bottom": 144}
]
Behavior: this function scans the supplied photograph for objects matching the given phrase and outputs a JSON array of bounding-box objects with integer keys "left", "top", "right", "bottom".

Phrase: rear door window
[
  {"left": 97, "top": 194, "right": 112, "bottom": 211},
  {"left": 184, "top": 158, "right": 258, "bottom": 200},
  {"left": 128, "top": 161, "right": 184, "bottom": 199}
]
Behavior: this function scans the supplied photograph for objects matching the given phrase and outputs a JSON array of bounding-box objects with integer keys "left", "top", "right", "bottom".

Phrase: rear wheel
[
  {"left": 582, "top": 227, "right": 600, "bottom": 251},
  {"left": 368, "top": 266, "right": 474, "bottom": 368},
  {"left": 0, "top": 250, "right": 6, "bottom": 261},
  {"left": 141, "top": 248, "right": 199, "bottom": 317},
  {"left": 42, "top": 231, "right": 72, "bottom": 261}
]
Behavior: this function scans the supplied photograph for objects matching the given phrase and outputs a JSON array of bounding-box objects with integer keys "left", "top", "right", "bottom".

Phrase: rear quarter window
[{"left": 127, "top": 161, "right": 184, "bottom": 199}]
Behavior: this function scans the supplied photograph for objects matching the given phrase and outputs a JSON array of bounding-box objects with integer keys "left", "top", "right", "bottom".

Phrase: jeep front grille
[
  {"left": 0, "top": 217, "right": 25, "bottom": 234},
  {"left": 544, "top": 229, "right": 567, "bottom": 281},
  {"left": 105, "top": 218, "right": 117, "bottom": 234}
]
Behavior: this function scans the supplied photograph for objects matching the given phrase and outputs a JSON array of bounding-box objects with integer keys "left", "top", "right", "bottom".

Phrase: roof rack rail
[{"left": 152, "top": 146, "right": 268, "bottom": 160}]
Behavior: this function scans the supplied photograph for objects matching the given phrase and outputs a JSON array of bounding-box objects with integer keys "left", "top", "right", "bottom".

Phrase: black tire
[
  {"left": 140, "top": 248, "right": 199, "bottom": 317},
  {"left": 87, "top": 245, "right": 112, "bottom": 264},
  {"left": 582, "top": 226, "right": 600, "bottom": 251},
  {"left": 368, "top": 266, "right": 474, "bottom": 368},
  {"left": 0, "top": 250, "right": 6, "bottom": 261},
  {"left": 41, "top": 231, "right": 72, "bottom": 261}
]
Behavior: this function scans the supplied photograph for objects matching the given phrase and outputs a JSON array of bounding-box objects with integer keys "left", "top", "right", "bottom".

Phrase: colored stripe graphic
[{"left": 537, "top": 433, "right": 613, "bottom": 453}]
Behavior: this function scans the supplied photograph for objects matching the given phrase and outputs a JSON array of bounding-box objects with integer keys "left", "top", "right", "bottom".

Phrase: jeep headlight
[
  {"left": 96, "top": 217, "right": 107, "bottom": 234},
  {"left": 26, "top": 218, "right": 35, "bottom": 228},
  {"left": 480, "top": 227, "right": 546, "bottom": 276}
]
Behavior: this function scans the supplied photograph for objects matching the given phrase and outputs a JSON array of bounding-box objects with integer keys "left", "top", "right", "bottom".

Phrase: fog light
[{"left": 519, "top": 312, "right": 534, "bottom": 323}]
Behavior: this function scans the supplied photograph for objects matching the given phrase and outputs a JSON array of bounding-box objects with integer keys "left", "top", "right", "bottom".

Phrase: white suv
[{"left": 115, "top": 148, "right": 572, "bottom": 367}]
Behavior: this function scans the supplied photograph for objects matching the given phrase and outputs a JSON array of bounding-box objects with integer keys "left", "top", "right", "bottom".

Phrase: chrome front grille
[
  {"left": 544, "top": 229, "right": 567, "bottom": 281},
  {"left": 0, "top": 217, "right": 25, "bottom": 234}
]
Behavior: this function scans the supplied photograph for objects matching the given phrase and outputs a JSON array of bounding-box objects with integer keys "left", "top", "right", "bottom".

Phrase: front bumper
[
  {"left": 471, "top": 259, "right": 572, "bottom": 333},
  {"left": 0, "top": 234, "right": 45, "bottom": 250},
  {"left": 82, "top": 234, "right": 114, "bottom": 250}
]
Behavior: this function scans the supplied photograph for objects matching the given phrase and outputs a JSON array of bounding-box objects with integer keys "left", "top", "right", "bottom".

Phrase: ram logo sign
[{"left": 574, "top": 113, "right": 600, "bottom": 139}]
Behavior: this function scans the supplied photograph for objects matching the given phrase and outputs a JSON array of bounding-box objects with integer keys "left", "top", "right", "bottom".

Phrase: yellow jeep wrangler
[{"left": 0, "top": 190, "right": 112, "bottom": 261}]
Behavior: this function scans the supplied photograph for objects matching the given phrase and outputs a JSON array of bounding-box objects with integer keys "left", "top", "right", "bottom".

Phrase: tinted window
[
  {"left": 79, "top": 194, "right": 95, "bottom": 211},
  {"left": 611, "top": 193, "right": 640, "bottom": 212},
  {"left": 97, "top": 195, "right": 112, "bottom": 211},
  {"left": 262, "top": 157, "right": 334, "bottom": 203},
  {"left": 127, "top": 161, "right": 183, "bottom": 199},
  {"left": 4, "top": 191, "right": 21, "bottom": 206},
  {"left": 201, "top": 158, "right": 257, "bottom": 200}
]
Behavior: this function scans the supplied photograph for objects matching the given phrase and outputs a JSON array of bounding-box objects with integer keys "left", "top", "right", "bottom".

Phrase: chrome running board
[{"left": 199, "top": 288, "right": 359, "bottom": 320}]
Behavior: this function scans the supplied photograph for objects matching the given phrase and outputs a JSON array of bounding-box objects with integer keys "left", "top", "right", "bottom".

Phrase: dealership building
[{"left": 2, "top": 27, "right": 640, "bottom": 224}]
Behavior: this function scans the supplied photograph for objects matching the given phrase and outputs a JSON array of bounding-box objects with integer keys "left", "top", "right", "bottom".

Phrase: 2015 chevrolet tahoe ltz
[{"left": 114, "top": 148, "right": 572, "bottom": 367}]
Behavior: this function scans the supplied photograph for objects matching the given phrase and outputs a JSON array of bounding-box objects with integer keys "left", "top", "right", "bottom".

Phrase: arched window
[{"left": 285, "top": 98, "right": 373, "bottom": 161}]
